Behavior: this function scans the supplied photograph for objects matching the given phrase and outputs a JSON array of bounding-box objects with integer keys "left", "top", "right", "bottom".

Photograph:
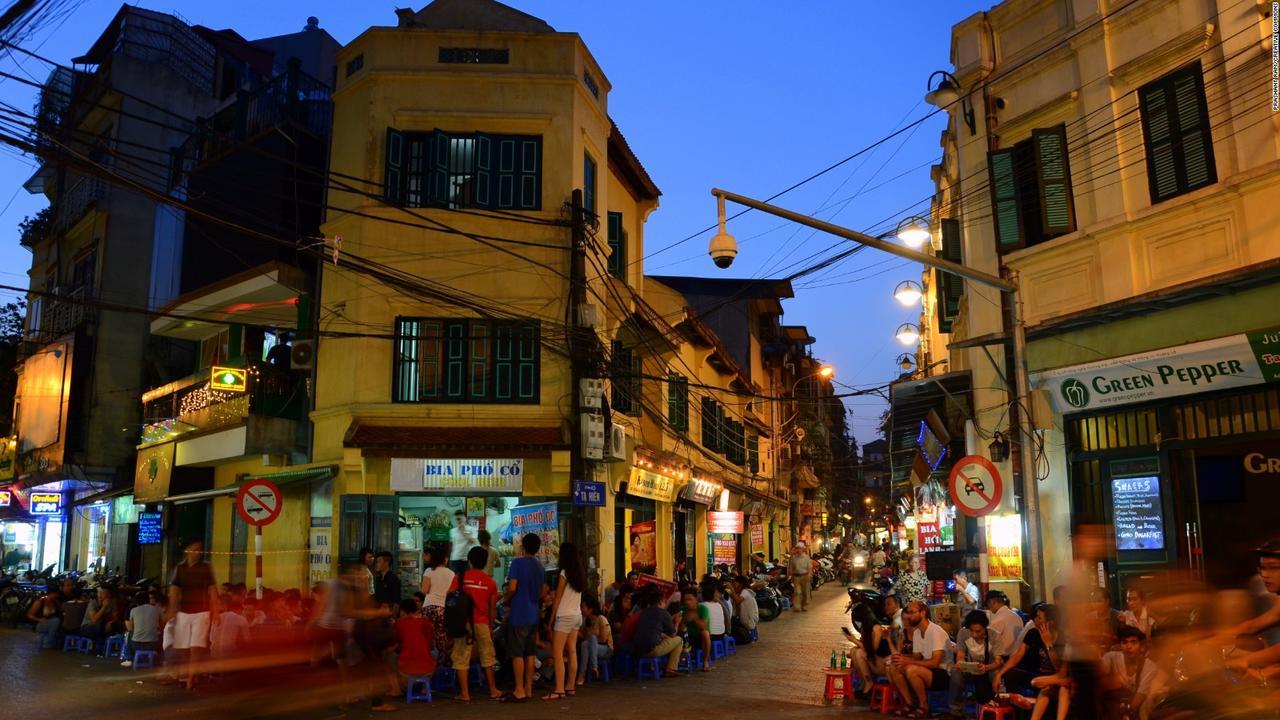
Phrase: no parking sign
[{"left": 236, "top": 479, "right": 283, "bottom": 526}]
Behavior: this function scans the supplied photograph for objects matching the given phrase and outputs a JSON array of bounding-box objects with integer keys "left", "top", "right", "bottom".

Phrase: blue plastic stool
[
  {"left": 431, "top": 666, "right": 459, "bottom": 693},
  {"left": 724, "top": 635, "right": 737, "bottom": 655},
  {"left": 592, "top": 658, "right": 612, "bottom": 683},
  {"left": 636, "top": 656, "right": 664, "bottom": 680},
  {"left": 132, "top": 650, "right": 157, "bottom": 670},
  {"left": 405, "top": 676, "right": 432, "bottom": 704},
  {"left": 62, "top": 635, "right": 83, "bottom": 652},
  {"left": 614, "top": 652, "right": 634, "bottom": 675},
  {"left": 710, "top": 638, "right": 727, "bottom": 661},
  {"left": 779, "top": 597, "right": 792, "bottom": 611},
  {"left": 749, "top": 627, "right": 759, "bottom": 642},
  {"left": 677, "top": 651, "right": 695, "bottom": 674},
  {"left": 104, "top": 635, "right": 126, "bottom": 659},
  {"left": 927, "top": 689, "right": 950, "bottom": 713}
]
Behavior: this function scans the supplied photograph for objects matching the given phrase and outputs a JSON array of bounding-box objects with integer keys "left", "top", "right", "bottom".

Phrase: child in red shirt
[{"left": 393, "top": 598, "right": 435, "bottom": 678}]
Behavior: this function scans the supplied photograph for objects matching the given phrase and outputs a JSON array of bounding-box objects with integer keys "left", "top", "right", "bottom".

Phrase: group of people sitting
[{"left": 846, "top": 584, "right": 1169, "bottom": 720}]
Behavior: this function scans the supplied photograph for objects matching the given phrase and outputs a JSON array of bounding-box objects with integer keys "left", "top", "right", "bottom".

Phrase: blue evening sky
[{"left": 0, "top": 0, "right": 988, "bottom": 444}]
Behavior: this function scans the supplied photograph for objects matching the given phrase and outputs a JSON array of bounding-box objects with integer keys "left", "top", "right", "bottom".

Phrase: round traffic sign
[
  {"left": 236, "top": 479, "right": 283, "bottom": 526},
  {"left": 948, "top": 455, "right": 1003, "bottom": 517}
]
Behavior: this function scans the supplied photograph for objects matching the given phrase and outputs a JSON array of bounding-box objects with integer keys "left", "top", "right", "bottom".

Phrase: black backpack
[{"left": 443, "top": 583, "right": 474, "bottom": 640}]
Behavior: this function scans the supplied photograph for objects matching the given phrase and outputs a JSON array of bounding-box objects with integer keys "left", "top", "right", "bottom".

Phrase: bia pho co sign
[
  {"left": 390, "top": 458, "right": 524, "bottom": 492},
  {"left": 1033, "top": 326, "right": 1280, "bottom": 413}
]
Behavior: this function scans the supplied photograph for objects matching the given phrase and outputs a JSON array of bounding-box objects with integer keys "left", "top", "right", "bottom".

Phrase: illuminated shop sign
[{"left": 30, "top": 492, "right": 62, "bottom": 515}]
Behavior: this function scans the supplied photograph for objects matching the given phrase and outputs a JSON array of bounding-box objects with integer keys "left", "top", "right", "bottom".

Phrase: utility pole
[{"left": 568, "top": 189, "right": 588, "bottom": 489}]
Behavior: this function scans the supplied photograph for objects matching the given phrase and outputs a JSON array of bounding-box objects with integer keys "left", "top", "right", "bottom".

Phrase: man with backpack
[{"left": 447, "top": 546, "right": 501, "bottom": 702}]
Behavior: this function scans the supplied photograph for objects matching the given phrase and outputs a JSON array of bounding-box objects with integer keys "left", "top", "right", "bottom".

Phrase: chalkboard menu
[
  {"left": 138, "top": 512, "right": 163, "bottom": 545},
  {"left": 1112, "top": 475, "right": 1164, "bottom": 551}
]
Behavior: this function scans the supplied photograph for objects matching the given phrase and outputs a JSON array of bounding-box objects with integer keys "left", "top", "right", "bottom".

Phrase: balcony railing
[
  {"left": 140, "top": 362, "right": 304, "bottom": 445},
  {"left": 53, "top": 177, "right": 107, "bottom": 231}
]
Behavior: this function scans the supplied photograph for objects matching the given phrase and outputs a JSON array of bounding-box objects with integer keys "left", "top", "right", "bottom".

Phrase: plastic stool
[
  {"left": 710, "top": 638, "right": 727, "bottom": 661},
  {"left": 614, "top": 652, "right": 635, "bottom": 675},
  {"left": 431, "top": 666, "right": 459, "bottom": 693},
  {"left": 870, "top": 681, "right": 901, "bottom": 714},
  {"left": 132, "top": 650, "right": 157, "bottom": 670},
  {"left": 724, "top": 635, "right": 737, "bottom": 655},
  {"left": 978, "top": 705, "right": 1017, "bottom": 720},
  {"left": 586, "top": 658, "right": 612, "bottom": 683},
  {"left": 62, "top": 635, "right": 83, "bottom": 652},
  {"left": 927, "top": 689, "right": 950, "bottom": 713},
  {"left": 77, "top": 636, "right": 95, "bottom": 654},
  {"left": 749, "top": 627, "right": 759, "bottom": 642},
  {"left": 405, "top": 676, "right": 433, "bottom": 704},
  {"left": 636, "top": 656, "right": 664, "bottom": 680},
  {"left": 824, "top": 670, "right": 854, "bottom": 702},
  {"left": 677, "top": 650, "right": 702, "bottom": 674},
  {"left": 468, "top": 661, "right": 485, "bottom": 687},
  {"left": 104, "top": 635, "right": 125, "bottom": 659},
  {"left": 779, "top": 597, "right": 792, "bottom": 611}
]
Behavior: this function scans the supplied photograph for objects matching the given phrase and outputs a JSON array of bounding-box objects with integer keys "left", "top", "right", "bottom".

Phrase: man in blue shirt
[
  {"left": 630, "top": 586, "right": 684, "bottom": 677},
  {"left": 501, "top": 533, "right": 546, "bottom": 702}
]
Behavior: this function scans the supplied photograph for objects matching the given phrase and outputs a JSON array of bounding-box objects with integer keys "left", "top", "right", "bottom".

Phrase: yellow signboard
[
  {"left": 985, "top": 514, "right": 1024, "bottom": 582},
  {"left": 0, "top": 436, "right": 15, "bottom": 482},
  {"left": 627, "top": 467, "right": 677, "bottom": 503},
  {"left": 210, "top": 366, "right": 247, "bottom": 392}
]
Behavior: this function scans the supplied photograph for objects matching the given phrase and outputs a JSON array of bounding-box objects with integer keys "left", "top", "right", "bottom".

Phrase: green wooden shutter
[
  {"left": 370, "top": 496, "right": 399, "bottom": 556},
  {"left": 518, "top": 137, "right": 541, "bottom": 209},
  {"left": 1032, "top": 124, "right": 1075, "bottom": 235},
  {"left": 474, "top": 133, "right": 493, "bottom": 208},
  {"left": 494, "top": 323, "right": 514, "bottom": 401},
  {"left": 607, "top": 212, "right": 624, "bottom": 279},
  {"left": 338, "top": 495, "right": 369, "bottom": 565},
  {"left": 937, "top": 218, "right": 964, "bottom": 333},
  {"left": 384, "top": 128, "right": 404, "bottom": 205},
  {"left": 987, "top": 148, "right": 1023, "bottom": 251},
  {"left": 1139, "top": 80, "right": 1180, "bottom": 203},
  {"left": 747, "top": 434, "right": 759, "bottom": 474},
  {"left": 444, "top": 320, "right": 466, "bottom": 400},
  {"left": 667, "top": 373, "right": 688, "bottom": 431},
  {"left": 516, "top": 323, "right": 538, "bottom": 402},
  {"left": 468, "top": 319, "right": 490, "bottom": 400},
  {"left": 583, "top": 152, "right": 597, "bottom": 214},
  {"left": 1172, "top": 66, "right": 1215, "bottom": 192},
  {"left": 429, "top": 130, "right": 450, "bottom": 207},
  {"left": 701, "top": 397, "right": 718, "bottom": 450},
  {"left": 496, "top": 137, "right": 516, "bottom": 208}
]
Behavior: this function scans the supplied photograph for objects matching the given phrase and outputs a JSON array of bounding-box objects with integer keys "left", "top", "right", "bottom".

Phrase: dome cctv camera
[{"left": 709, "top": 229, "right": 737, "bottom": 269}]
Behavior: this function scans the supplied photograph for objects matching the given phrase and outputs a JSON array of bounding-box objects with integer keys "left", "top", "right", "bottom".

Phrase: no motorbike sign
[
  {"left": 236, "top": 479, "right": 283, "bottom": 526},
  {"left": 948, "top": 455, "right": 1003, "bottom": 517}
]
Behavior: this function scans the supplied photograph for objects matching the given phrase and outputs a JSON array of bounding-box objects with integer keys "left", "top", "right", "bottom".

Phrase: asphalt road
[{"left": 2, "top": 582, "right": 880, "bottom": 719}]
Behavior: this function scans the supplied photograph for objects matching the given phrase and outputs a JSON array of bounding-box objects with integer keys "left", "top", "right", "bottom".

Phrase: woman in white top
[
  {"left": 545, "top": 542, "right": 587, "bottom": 701},
  {"left": 419, "top": 544, "right": 455, "bottom": 654},
  {"left": 700, "top": 584, "right": 727, "bottom": 639},
  {"left": 1120, "top": 587, "right": 1156, "bottom": 638}
]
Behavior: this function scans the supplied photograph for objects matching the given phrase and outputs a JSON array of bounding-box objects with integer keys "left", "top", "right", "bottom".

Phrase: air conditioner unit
[
  {"left": 290, "top": 339, "right": 315, "bottom": 371},
  {"left": 607, "top": 424, "right": 627, "bottom": 461},
  {"left": 582, "top": 413, "right": 605, "bottom": 460}
]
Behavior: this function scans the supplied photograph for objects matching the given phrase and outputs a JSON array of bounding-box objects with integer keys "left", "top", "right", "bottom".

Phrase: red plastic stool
[
  {"left": 978, "top": 705, "right": 1017, "bottom": 720},
  {"left": 870, "top": 682, "right": 901, "bottom": 714},
  {"left": 823, "top": 668, "right": 854, "bottom": 702}
]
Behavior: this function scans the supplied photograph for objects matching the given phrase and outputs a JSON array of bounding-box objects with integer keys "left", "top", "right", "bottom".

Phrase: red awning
[{"left": 344, "top": 423, "right": 568, "bottom": 458}]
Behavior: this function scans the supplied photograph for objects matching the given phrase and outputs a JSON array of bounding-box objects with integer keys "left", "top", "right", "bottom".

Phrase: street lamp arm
[{"left": 711, "top": 188, "right": 1016, "bottom": 293}]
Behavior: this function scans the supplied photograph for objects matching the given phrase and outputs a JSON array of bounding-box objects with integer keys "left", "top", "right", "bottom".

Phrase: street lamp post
[{"left": 708, "top": 187, "right": 1047, "bottom": 600}]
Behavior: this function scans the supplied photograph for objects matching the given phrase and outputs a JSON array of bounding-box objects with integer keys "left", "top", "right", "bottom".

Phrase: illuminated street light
[
  {"left": 893, "top": 280, "right": 923, "bottom": 306},
  {"left": 895, "top": 322, "right": 921, "bottom": 346},
  {"left": 895, "top": 216, "right": 931, "bottom": 249},
  {"left": 818, "top": 365, "right": 834, "bottom": 378}
]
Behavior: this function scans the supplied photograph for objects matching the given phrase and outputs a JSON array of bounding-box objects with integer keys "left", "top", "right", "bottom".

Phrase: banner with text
[
  {"left": 390, "top": 458, "right": 524, "bottom": 492},
  {"left": 508, "top": 502, "right": 560, "bottom": 570},
  {"left": 1032, "top": 326, "right": 1280, "bottom": 413},
  {"left": 629, "top": 520, "right": 657, "bottom": 573}
]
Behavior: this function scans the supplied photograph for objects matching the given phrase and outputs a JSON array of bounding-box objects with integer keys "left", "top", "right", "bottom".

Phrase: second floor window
[
  {"left": 667, "top": 372, "right": 688, "bottom": 432},
  {"left": 1138, "top": 61, "right": 1216, "bottom": 204},
  {"left": 385, "top": 128, "right": 542, "bottom": 210},
  {"left": 607, "top": 212, "right": 626, "bottom": 280},
  {"left": 610, "top": 341, "right": 642, "bottom": 416},
  {"left": 584, "top": 152, "right": 597, "bottom": 215},
  {"left": 986, "top": 123, "right": 1075, "bottom": 252},
  {"left": 394, "top": 318, "right": 540, "bottom": 404}
]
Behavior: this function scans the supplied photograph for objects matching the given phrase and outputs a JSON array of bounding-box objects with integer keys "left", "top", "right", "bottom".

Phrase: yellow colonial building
[{"left": 916, "top": 0, "right": 1279, "bottom": 602}]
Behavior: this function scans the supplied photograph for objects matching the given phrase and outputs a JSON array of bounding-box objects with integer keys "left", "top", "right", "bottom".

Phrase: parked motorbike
[{"left": 752, "top": 579, "right": 782, "bottom": 622}]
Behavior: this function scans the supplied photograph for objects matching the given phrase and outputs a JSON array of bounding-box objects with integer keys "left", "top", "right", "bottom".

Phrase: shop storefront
[
  {"left": 616, "top": 452, "right": 680, "bottom": 579},
  {"left": 678, "top": 475, "right": 721, "bottom": 576},
  {"left": 1034, "top": 325, "right": 1280, "bottom": 598},
  {"left": 0, "top": 485, "right": 67, "bottom": 574}
]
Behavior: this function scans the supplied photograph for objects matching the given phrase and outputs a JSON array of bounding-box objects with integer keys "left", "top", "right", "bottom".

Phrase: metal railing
[
  {"left": 53, "top": 177, "right": 107, "bottom": 231},
  {"left": 140, "top": 362, "right": 304, "bottom": 444}
]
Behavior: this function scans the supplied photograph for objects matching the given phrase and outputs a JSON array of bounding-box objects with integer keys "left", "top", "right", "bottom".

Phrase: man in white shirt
[
  {"left": 1102, "top": 625, "right": 1166, "bottom": 720},
  {"left": 789, "top": 544, "right": 812, "bottom": 612},
  {"left": 730, "top": 575, "right": 759, "bottom": 637},
  {"left": 449, "top": 511, "right": 478, "bottom": 577},
  {"left": 953, "top": 569, "right": 980, "bottom": 615},
  {"left": 985, "top": 590, "right": 1023, "bottom": 657},
  {"left": 888, "top": 600, "right": 951, "bottom": 714}
]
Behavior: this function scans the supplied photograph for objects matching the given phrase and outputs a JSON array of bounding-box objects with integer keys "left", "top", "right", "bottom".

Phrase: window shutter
[
  {"left": 444, "top": 321, "right": 466, "bottom": 400},
  {"left": 474, "top": 133, "right": 493, "bottom": 208},
  {"left": 607, "top": 212, "right": 624, "bottom": 279},
  {"left": 987, "top": 149, "right": 1023, "bottom": 251},
  {"left": 494, "top": 323, "right": 514, "bottom": 401},
  {"left": 468, "top": 320, "right": 490, "bottom": 400},
  {"left": 937, "top": 218, "right": 964, "bottom": 333},
  {"left": 384, "top": 128, "right": 404, "bottom": 204},
  {"left": 701, "top": 397, "right": 719, "bottom": 451},
  {"left": 1032, "top": 125, "right": 1075, "bottom": 235},
  {"left": 516, "top": 323, "right": 538, "bottom": 402},
  {"left": 496, "top": 137, "right": 516, "bottom": 208},
  {"left": 628, "top": 351, "right": 643, "bottom": 417},
  {"left": 429, "top": 130, "right": 450, "bottom": 207},
  {"left": 747, "top": 434, "right": 759, "bottom": 474},
  {"left": 611, "top": 341, "right": 633, "bottom": 413},
  {"left": 668, "top": 373, "right": 688, "bottom": 431},
  {"left": 1171, "top": 67, "right": 1215, "bottom": 192},
  {"left": 1139, "top": 81, "right": 1180, "bottom": 203},
  {"left": 518, "top": 137, "right": 541, "bottom": 209}
]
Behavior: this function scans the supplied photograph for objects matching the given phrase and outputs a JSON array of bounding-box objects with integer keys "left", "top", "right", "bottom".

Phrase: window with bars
[
  {"left": 393, "top": 318, "right": 540, "bottom": 403},
  {"left": 610, "top": 340, "right": 642, "bottom": 416},
  {"left": 607, "top": 211, "right": 626, "bottom": 280},
  {"left": 384, "top": 128, "right": 541, "bottom": 210},
  {"left": 667, "top": 373, "right": 688, "bottom": 432},
  {"left": 986, "top": 123, "right": 1075, "bottom": 252},
  {"left": 1138, "top": 61, "right": 1216, "bottom": 204}
]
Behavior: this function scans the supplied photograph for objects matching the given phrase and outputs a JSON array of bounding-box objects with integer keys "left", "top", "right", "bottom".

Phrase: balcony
[
  {"left": 54, "top": 177, "right": 107, "bottom": 232},
  {"left": 139, "top": 362, "right": 305, "bottom": 465}
]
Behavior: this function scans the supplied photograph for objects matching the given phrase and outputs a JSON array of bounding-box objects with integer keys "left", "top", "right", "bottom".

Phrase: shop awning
[
  {"left": 70, "top": 486, "right": 134, "bottom": 507},
  {"left": 162, "top": 465, "right": 336, "bottom": 504},
  {"left": 345, "top": 423, "right": 568, "bottom": 457}
]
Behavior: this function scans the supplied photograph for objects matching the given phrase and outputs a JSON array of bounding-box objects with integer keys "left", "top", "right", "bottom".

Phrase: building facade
[{"left": 917, "top": 0, "right": 1279, "bottom": 601}]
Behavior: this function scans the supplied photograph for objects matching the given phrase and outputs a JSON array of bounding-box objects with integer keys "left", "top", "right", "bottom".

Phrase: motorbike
[{"left": 752, "top": 578, "right": 782, "bottom": 622}]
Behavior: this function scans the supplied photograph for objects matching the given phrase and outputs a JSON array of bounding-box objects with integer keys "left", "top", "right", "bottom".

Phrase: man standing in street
[
  {"left": 501, "top": 533, "right": 545, "bottom": 702},
  {"left": 168, "top": 538, "right": 219, "bottom": 690},
  {"left": 450, "top": 511, "right": 478, "bottom": 577},
  {"left": 372, "top": 551, "right": 401, "bottom": 609},
  {"left": 790, "top": 543, "right": 812, "bottom": 612}
]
